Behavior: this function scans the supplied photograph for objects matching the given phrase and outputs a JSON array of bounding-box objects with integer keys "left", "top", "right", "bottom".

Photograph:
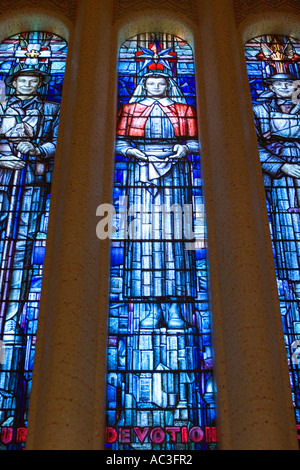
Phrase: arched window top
[
  {"left": 0, "top": 31, "right": 68, "bottom": 99},
  {"left": 117, "top": 32, "right": 197, "bottom": 107},
  {"left": 238, "top": 11, "right": 300, "bottom": 45},
  {"left": 115, "top": 11, "right": 197, "bottom": 51},
  {"left": 244, "top": 34, "right": 300, "bottom": 100}
]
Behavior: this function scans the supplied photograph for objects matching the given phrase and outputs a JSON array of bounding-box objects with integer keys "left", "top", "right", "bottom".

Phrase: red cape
[{"left": 117, "top": 101, "right": 198, "bottom": 138}]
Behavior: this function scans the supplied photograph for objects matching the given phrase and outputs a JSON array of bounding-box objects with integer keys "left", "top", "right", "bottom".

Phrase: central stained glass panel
[{"left": 105, "top": 33, "right": 216, "bottom": 450}]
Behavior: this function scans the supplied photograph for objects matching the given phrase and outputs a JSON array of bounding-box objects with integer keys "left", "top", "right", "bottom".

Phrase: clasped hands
[
  {"left": 126, "top": 144, "right": 189, "bottom": 161},
  {"left": 0, "top": 142, "right": 41, "bottom": 170}
]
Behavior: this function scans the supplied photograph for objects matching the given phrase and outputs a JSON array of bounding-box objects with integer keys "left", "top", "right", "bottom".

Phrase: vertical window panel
[
  {"left": 244, "top": 35, "right": 300, "bottom": 439},
  {"left": 0, "top": 31, "right": 68, "bottom": 450},
  {"left": 105, "top": 33, "right": 216, "bottom": 451}
]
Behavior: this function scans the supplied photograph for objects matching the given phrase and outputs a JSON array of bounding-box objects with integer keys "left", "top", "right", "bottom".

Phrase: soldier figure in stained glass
[
  {"left": 0, "top": 31, "right": 67, "bottom": 448},
  {"left": 116, "top": 69, "right": 199, "bottom": 329},
  {"left": 0, "top": 66, "right": 60, "bottom": 341},
  {"left": 0, "top": 62, "right": 60, "bottom": 436},
  {"left": 253, "top": 73, "right": 300, "bottom": 308}
]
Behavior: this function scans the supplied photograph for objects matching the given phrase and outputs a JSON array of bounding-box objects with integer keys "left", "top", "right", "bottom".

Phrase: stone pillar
[
  {"left": 195, "top": 0, "right": 299, "bottom": 450},
  {"left": 26, "top": 0, "right": 115, "bottom": 450}
]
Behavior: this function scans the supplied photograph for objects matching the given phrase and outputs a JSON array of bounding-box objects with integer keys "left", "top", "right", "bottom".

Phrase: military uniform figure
[
  {"left": 253, "top": 73, "right": 300, "bottom": 305},
  {"left": 0, "top": 67, "right": 60, "bottom": 340}
]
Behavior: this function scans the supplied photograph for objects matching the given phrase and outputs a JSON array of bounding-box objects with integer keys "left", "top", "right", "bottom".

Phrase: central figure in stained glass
[
  {"left": 116, "top": 71, "right": 199, "bottom": 329},
  {"left": 107, "top": 34, "right": 215, "bottom": 450}
]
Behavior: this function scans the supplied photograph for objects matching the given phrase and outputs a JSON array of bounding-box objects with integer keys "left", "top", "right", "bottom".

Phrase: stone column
[
  {"left": 26, "top": 0, "right": 115, "bottom": 450},
  {"left": 195, "top": 0, "right": 299, "bottom": 450}
]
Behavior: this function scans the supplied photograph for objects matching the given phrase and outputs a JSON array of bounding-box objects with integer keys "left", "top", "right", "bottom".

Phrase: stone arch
[
  {"left": 238, "top": 11, "right": 300, "bottom": 44},
  {"left": 113, "top": 8, "right": 196, "bottom": 51},
  {"left": 0, "top": 7, "right": 72, "bottom": 44}
]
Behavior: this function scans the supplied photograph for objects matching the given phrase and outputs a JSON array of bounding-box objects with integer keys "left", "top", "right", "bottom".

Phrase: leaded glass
[
  {"left": 244, "top": 35, "right": 300, "bottom": 442},
  {"left": 0, "top": 31, "right": 68, "bottom": 450},
  {"left": 104, "top": 33, "right": 216, "bottom": 450}
]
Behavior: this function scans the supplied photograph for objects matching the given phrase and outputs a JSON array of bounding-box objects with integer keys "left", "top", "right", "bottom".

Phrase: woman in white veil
[{"left": 129, "top": 71, "right": 187, "bottom": 104}]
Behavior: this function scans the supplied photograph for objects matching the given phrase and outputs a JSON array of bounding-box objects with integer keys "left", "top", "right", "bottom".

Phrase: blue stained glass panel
[
  {"left": 244, "top": 35, "right": 300, "bottom": 443},
  {"left": 0, "top": 31, "right": 68, "bottom": 450},
  {"left": 105, "top": 33, "right": 216, "bottom": 450}
]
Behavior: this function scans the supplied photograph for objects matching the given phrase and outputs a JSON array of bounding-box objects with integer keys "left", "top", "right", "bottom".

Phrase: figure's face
[
  {"left": 13, "top": 74, "right": 41, "bottom": 98},
  {"left": 144, "top": 77, "right": 168, "bottom": 98},
  {"left": 269, "top": 80, "right": 297, "bottom": 99}
]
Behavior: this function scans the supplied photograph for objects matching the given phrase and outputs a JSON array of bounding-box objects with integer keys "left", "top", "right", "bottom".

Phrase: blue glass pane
[
  {"left": 244, "top": 35, "right": 300, "bottom": 443},
  {"left": 0, "top": 32, "right": 68, "bottom": 450},
  {"left": 105, "top": 33, "right": 216, "bottom": 450}
]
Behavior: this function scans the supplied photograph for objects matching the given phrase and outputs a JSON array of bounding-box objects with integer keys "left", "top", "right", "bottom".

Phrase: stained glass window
[
  {"left": 244, "top": 35, "right": 300, "bottom": 441},
  {"left": 104, "top": 33, "right": 216, "bottom": 450},
  {"left": 0, "top": 31, "right": 68, "bottom": 449}
]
